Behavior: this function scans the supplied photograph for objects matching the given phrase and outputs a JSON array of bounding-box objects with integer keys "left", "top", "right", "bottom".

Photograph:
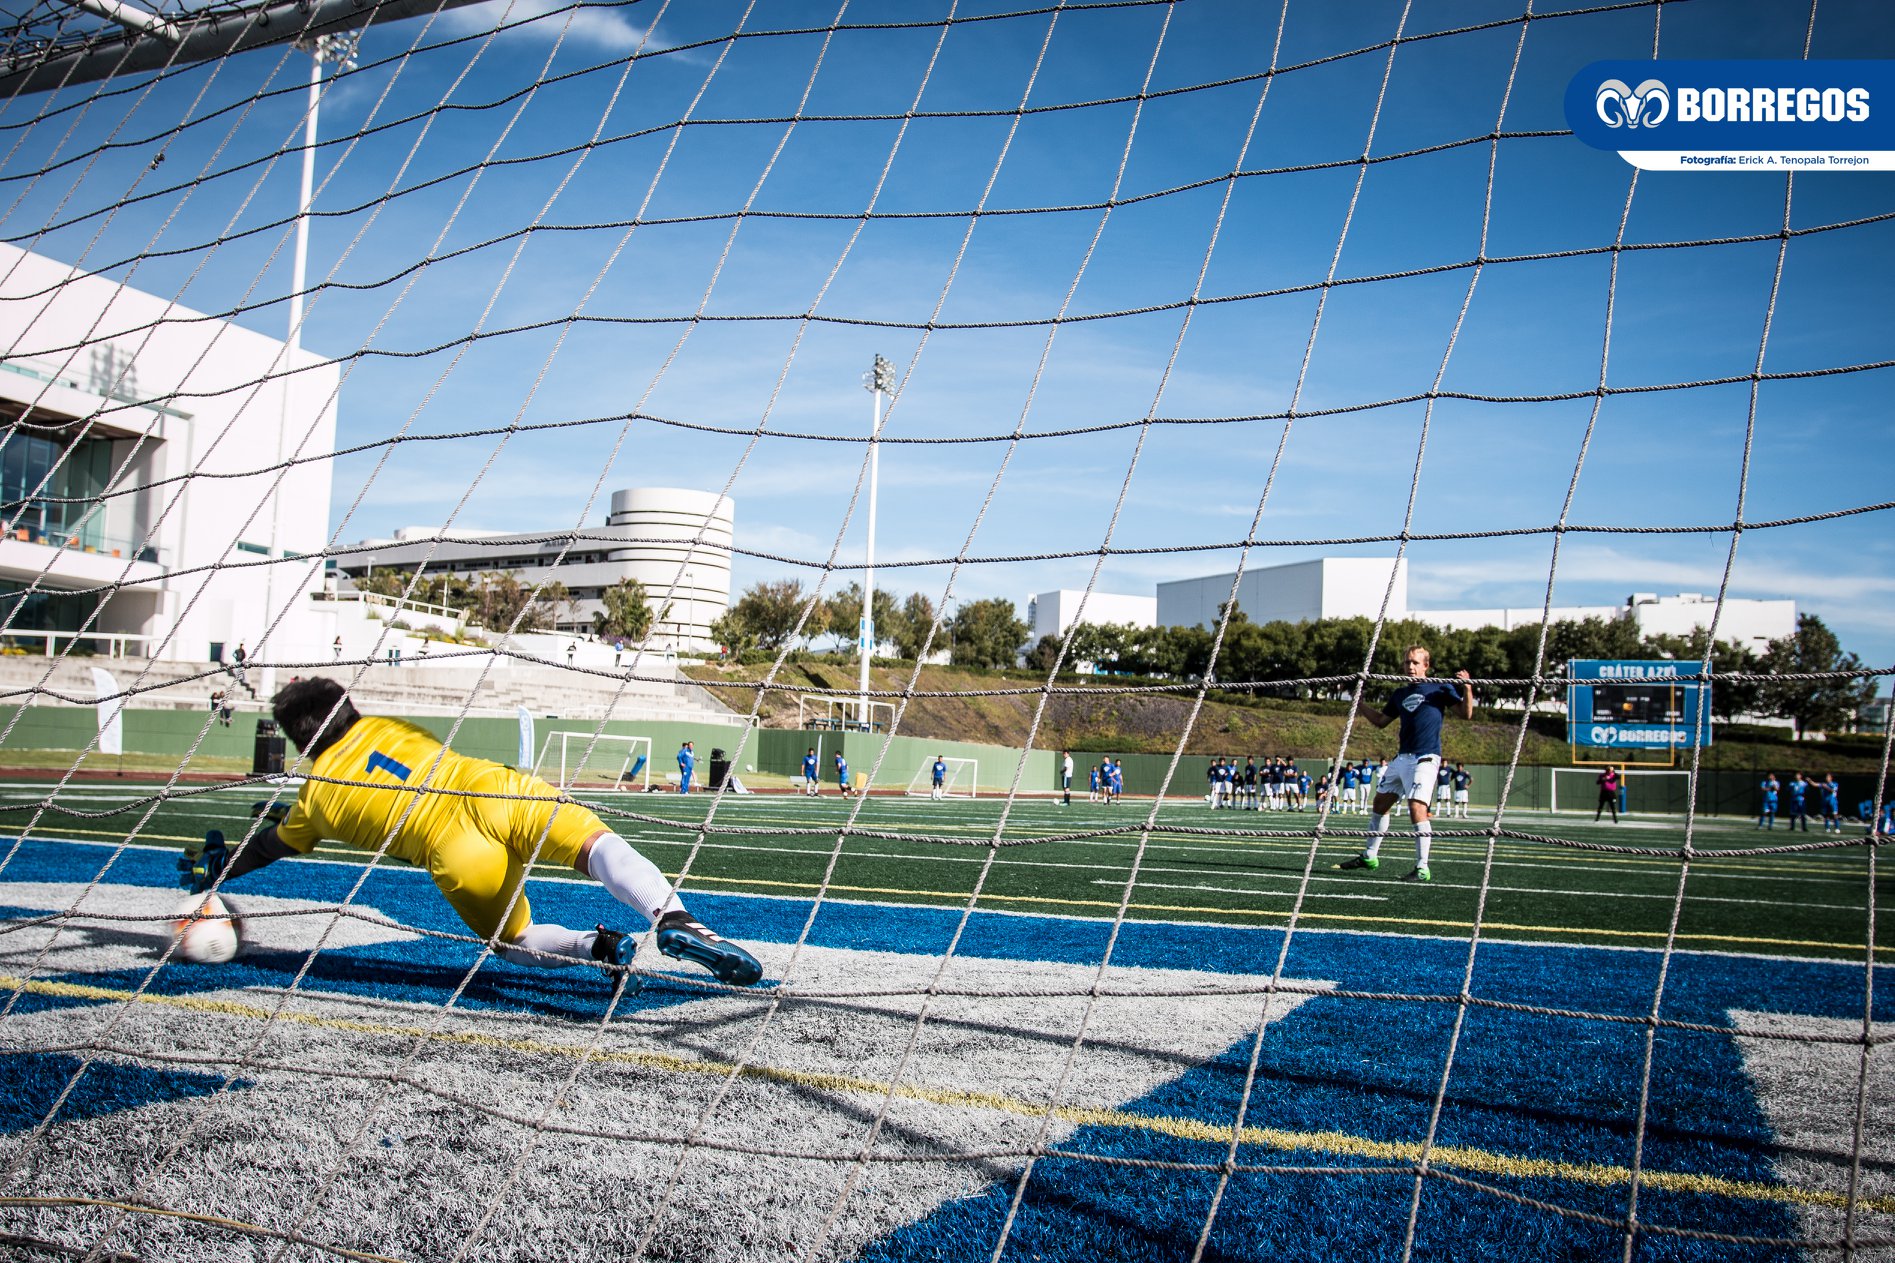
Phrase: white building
[
  {"left": 1157, "top": 558, "right": 1408, "bottom": 630},
  {"left": 1416, "top": 591, "right": 1796, "bottom": 649},
  {"left": 337, "top": 487, "right": 734, "bottom": 652},
  {"left": 1148, "top": 555, "right": 1794, "bottom": 649},
  {"left": 0, "top": 243, "right": 338, "bottom": 669},
  {"left": 1025, "top": 589, "right": 1157, "bottom": 643}
]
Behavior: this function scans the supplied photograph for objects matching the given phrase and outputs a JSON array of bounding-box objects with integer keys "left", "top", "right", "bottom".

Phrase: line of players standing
[{"left": 1201, "top": 757, "right": 1475, "bottom": 818}]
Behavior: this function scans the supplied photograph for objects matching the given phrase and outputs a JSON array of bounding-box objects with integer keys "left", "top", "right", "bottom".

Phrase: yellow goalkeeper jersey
[{"left": 275, "top": 716, "right": 503, "bottom": 866}]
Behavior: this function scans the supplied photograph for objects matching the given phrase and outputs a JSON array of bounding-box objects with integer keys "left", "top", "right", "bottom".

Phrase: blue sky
[{"left": 4, "top": 0, "right": 1892, "bottom": 667}]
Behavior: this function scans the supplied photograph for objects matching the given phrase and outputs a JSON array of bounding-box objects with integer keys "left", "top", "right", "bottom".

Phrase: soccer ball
[{"left": 173, "top": 893, "right": 244, "bottom": 963}]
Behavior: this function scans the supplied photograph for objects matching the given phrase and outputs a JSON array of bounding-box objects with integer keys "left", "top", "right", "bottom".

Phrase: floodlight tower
[
  {"left": 262, "top": 31, "right": 357, "bottom": 699},
  {"left": 858, "top": 354, "right": 894, "bottom": 726}
]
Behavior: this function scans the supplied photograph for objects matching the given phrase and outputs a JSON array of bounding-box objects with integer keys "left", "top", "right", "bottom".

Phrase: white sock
[
  {"left": 497, "top": 922, "right": 595, "bottom": 969},
  {"left": 1364, "top": 814, "right": 1390, "bottom": 861},
  {"left": 586, "top": 831, "right": 685, "bottom": 925},
  {"left": 1415, "top": 821, "right": 1432, "bottom": 870}
]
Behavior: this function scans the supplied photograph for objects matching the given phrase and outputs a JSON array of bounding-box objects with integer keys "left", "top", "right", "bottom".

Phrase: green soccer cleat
[
  {"left": 1398, "top": 866, "right": 1431, "bottom": 883},
  {"left": 656, "top": 912, "right": 764, "bottom": 987},
  {"left": 1332, "top": 854, "right": 1378, "bottom": 872}
]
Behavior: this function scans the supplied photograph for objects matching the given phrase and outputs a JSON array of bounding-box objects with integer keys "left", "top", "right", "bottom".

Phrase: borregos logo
[
  {"left": 1565, "top": 60, "right": 1894, "bottom": 172},
  {"left": 1675, "top": 85, "right": 1869, "bottom": 123},
  {"left": 1596, "top": 78, "right": 1669, "bottom": 129}
]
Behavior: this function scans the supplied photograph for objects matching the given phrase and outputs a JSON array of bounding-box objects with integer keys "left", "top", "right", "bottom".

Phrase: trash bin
[
  {"left": 252, "top": 718, "right": 286, "bottom": 776},
  {"left": 708, "top": 747, "right": 731, "bottom": 790}
]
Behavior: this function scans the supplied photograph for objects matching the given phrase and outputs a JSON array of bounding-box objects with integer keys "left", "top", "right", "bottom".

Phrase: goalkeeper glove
[
  {"left": 178, "top": 830, "right": 227, "bottom": 895},
  {"left": 250, "top": 800, "right": 290, "bottom": 827}
]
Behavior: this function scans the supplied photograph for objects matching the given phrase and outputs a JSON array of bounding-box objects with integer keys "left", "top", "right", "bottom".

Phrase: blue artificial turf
[{"left": 1, "top": 834, "right": 1883, "bottom": 1262}]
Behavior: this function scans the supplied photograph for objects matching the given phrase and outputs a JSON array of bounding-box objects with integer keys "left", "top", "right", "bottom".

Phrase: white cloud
[{"left": 435, "top": 0, "right": 670, "bottom": 55}]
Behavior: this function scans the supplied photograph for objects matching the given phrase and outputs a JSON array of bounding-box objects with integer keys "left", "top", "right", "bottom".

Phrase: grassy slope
[{"left": 685, "top": 659, "right": 1886, "bottom": 770}]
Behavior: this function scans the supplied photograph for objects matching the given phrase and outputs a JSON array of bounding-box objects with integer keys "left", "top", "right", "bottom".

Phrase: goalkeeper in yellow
[{"left": 184, "top": 677, "right": 762, "bottom": 987}]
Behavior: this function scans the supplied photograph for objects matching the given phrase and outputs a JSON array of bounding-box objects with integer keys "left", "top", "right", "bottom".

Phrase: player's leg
[
  {"left": 485, "top": 767, "right": 762, "bottom": 986},
  {"left": 1337, "top": 771, "right": 1404, "bottom": 872},
  {"left": 1400, "top": 758, "right": 1439, "bottom": 881},
  {"left": 424, "top": 826, "right": 592, "bottom": 968}
]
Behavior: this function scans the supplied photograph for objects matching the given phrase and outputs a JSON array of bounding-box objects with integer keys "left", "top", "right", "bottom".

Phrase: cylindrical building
[{"left": 606, "top": 488, "right": 734, "bottom": 652}]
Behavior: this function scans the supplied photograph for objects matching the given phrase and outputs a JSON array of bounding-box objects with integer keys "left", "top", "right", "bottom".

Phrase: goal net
[
  {"left": 904, "top": 756, "right": 978, "bottom": 800},
  {"left": 530, "top": 732, "right": 652, "bottom": 794},
  {"left": 1549, "top": 766, "right": 1695, "bottom": 817},
  {"left": 0, "top": 2, "right": 1890, "bottom": 1262}
]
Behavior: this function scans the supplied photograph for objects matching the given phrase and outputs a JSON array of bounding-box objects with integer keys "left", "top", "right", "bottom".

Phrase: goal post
[
  {"left": 1549, "top": 766, "right": 1694, "bottom": 817},
  {"left": 905, "top": 757, "right": 978, "bottom": 799},
  {"left": 531, "top": 733, "right": 652, "bottom": 793}
]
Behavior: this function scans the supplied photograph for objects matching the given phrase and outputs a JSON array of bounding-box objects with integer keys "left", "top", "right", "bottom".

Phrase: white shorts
[
  {"left": 1453, "top": 789, "right": 1469, "bottom": 804},
  {"left": 1342, "top": 786, "right": 1358, "bottom": 804},
  {"left": 1377, "top": 753, "right": 1444, "bottom": 805}
]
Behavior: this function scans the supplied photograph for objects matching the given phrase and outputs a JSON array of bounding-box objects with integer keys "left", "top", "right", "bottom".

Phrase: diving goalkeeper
[{"left": 181, "top": 677, "right": 762, "bottom": 986}]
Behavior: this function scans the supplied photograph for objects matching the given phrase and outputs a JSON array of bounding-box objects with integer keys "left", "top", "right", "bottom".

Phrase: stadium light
[
  {"left": 858, "top": 354, "right": 894, "bottom": 726},
  {"left": 262, "top": 30, "right": 356, "bottom": 700}
]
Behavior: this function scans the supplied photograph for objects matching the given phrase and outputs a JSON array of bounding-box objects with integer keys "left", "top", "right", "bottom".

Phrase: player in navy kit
[{"left": 1333, "top": 646, "right": 1473, "bottom": 883}]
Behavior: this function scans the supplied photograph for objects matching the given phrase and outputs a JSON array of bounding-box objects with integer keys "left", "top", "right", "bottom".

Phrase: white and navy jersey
[
  {"left": 1452, "top": 768, "right": 1471, "bottom": 792},
  {"left": 932, "top": 760, "right": 947, "bottom": 784},
  {"left": 1382, "top": 682, "right": 1462, "bottom": 757},
  {"left": 802, "top": 755, "right": 818, "bottom": 780}
]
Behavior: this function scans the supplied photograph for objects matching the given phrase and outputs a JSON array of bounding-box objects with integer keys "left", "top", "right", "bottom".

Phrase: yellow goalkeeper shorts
[{"left": 424, "top": 765, "right": 609, "bottom": 944}]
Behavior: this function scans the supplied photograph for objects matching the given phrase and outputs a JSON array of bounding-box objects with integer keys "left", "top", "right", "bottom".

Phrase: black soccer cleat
[
  {"left": 656, "top": 911, "right": 763, "bottom": 987},
  {"left": 179, "top": 830, "right": 228, "bottom": 895},
  {"left": 590, "top": 924, "right": 635, "bottom": 980}
]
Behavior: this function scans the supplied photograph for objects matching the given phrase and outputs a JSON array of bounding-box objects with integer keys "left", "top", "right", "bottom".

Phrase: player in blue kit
[
  {"left": 1784, "top": 771, "right": 1810, "bottom": 832},
  {"left": 1757, "top": 773, "right": 1779, "bottom": 829},
  {"left": 1333, "top": 646, "right": 1473, "bottom": 883},
  {"left": 802, "top": 747, "right": 819, "bottom": 796},
  {"left": 1820, "top": 773, "right": 1842, "bottom": 832},
  {"left": 931, "top": 755, "right": 948, "bottom": 800},
  {"left": 676, "top": 741, "right": 695, "bottom": 794},
  {"left": 835, "top": 751, "right": 854, "bottom": 797}
]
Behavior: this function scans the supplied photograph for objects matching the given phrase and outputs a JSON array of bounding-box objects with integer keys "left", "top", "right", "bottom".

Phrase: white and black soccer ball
[{"left": 173, "top": 892, "right": 244, "bottom": 964}]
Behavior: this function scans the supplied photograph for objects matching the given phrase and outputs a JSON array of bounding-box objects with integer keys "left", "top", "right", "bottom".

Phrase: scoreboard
[{"left": 1567, "top": 659, "right": 1712, "bottom": 757}]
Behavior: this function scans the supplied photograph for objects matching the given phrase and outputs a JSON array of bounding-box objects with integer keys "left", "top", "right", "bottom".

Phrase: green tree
[
  {"left": 892, "top": 592, "right": 937, "bottom": 659},
  {"left": 825, "top": 582, "right": 863, "bottom": 654},
  {"left": 870, "top": 588, "right": 901, "bottom": 657},
  {"left": 1759, "top": 614, "right": 1874, "bottom": 738},
  {"left": 1023, "top": 634, "right": 1064, "bottom": 673},
  {"left": 950, "top": 597, "right": 1028, "bottom": 668},
  {"left": 592, "top": 578, "right": 653, "bottom": 643},
  {"left": 730, "top": 579, "right": 818, "bottom": 651},
  {"left": 709, "top": 610, "right": 755, "bottom": 657}
]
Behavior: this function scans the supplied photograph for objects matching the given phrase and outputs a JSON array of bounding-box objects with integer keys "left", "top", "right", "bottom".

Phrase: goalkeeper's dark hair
[{"left": 272, "top": 676, "right": 361, "bottom": 762}]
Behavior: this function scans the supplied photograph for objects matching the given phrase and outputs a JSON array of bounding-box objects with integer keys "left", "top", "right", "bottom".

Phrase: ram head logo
[{"left": 1595, "top": 78, "right": 1669, "bottom": 128}]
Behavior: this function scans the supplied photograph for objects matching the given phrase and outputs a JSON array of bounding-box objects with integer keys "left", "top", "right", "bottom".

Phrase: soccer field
[{"left": 2, "top": 781, "right": 1891, "bottom": 1261}]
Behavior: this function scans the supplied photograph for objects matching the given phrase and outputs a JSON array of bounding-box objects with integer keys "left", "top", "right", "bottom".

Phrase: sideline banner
[
  {"left": 90, "top": 667, "right": 124, "bottom": 757},
  {"left": 1565, "top": 60, "right": 1895, "bottom": 170}
]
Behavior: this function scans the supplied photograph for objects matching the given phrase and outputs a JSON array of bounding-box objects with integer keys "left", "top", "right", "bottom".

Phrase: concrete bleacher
[{"left": 0, "top": 652, "right": 738, "bottom": 726}]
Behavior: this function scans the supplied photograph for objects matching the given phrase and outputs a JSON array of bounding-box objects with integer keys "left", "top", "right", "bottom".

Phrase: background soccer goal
[
  {"left": 904, "top": 757, "right": 978, "bottom": 799},
  {"left": 1548, "top": 766, "right": 1695, "bottom": 818},
  {"left": 530, "top": 733, "right": 652, "bottom": 794}
]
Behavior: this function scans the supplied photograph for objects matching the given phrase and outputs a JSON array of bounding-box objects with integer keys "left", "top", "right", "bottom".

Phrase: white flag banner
[
  {"left": 90, "top": 667, "right": 123, "bottom": 757},
  {"left": 517, "top": 706, "right": 534, "bottom": 771}
]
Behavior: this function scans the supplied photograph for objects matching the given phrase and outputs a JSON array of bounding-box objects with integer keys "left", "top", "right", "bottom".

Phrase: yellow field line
[
  {"left": 5, "top": 972, "right": 1886, "bottom": 1218},
  {"left": 678, "top": 874, "right": 1890, "bottom": 955}
]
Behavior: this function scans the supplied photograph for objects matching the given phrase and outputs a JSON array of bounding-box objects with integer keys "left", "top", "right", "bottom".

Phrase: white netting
[{"left": 0, "top": 2, "right": 1891, "bottom": 1261}]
